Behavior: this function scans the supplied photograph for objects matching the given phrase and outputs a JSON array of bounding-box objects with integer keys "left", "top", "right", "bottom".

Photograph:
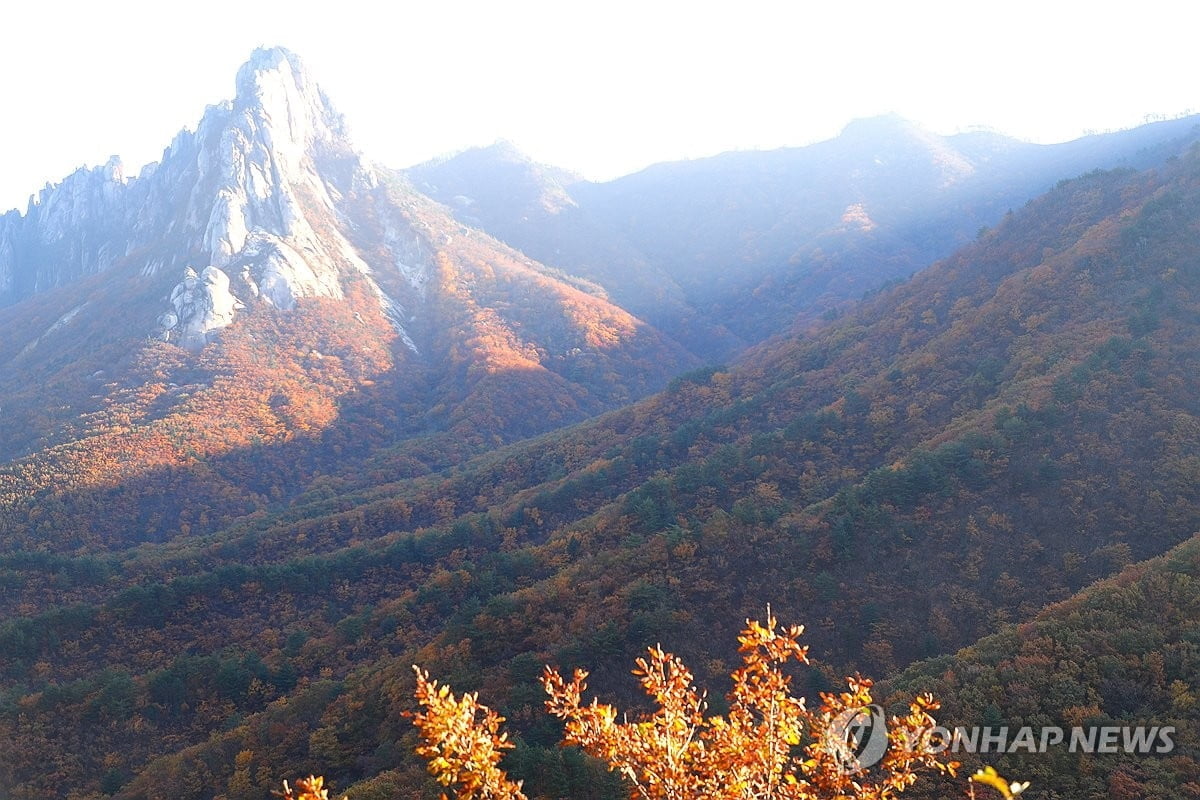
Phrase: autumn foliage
[
  {"left": 411, "top": 667, "right": 528, "bottom": 800},
  {"left": 413, "top": 612, "right": 964, "bottom": 800},
  {"left": 275, "top": 775, "right": 346, "bottom": 800}
]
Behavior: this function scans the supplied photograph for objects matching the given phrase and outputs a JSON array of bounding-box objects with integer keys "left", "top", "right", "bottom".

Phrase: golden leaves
[
  {"left": 409, "top": 667, "right": 527, "bottom": 800},
  {"left": 275, "top": 775, "right": 346, "bottom": 800},
  {"left": 413, "top": 611, "right": 1000, "bottom": 800},
  {"left": 969, "top": 766, "right": 1030, "bottom": 799}
]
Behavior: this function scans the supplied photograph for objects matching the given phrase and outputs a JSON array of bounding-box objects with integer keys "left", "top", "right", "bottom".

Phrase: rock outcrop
[
  {"left": 0, "top": 157, "right": 130, "bottom": 300},
  {"left": 158, "top": 267, "right": 243, "bottom": 350},
  {"left": 0, "top": 47, "right": 420, "bottom": 351}
]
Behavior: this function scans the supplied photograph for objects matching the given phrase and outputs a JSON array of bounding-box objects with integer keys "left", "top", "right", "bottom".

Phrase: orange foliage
[
  {"left": 411, "top": 668, "right": 528, "bottom": 800},
  {"left": 414, "top": 612, "right": 969, "bottom": 800},
  {"left": 276, "top": 774, "right": 346, "bottom": 800}
]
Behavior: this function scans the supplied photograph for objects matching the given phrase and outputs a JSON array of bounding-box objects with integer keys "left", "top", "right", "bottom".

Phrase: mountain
[
  {"left": 0, "top": 47, "right": 378, "bottom": 314},
  {"left": 0, "top": 48, "right": 696, "bottom": 553},
  {"left": 412, "top": 114, "right": 1200, "bottom": 352},
  {"left": 4, "top": 104, "right": 1200, "bottom": 798},
  {"left": 408, "top": 143, "right": 744, "bottom": 361}
]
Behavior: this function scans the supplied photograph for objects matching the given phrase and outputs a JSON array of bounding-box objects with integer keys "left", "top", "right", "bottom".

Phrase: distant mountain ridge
[{"left": 412, "top": 112, "right": 1200, "bottom": 353}]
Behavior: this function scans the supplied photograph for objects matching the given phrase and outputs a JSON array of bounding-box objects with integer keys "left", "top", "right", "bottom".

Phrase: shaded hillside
[
  {"left": 883, "top": 532, "right": 1200, "bottom": 799},
  {"left": 5, "top": 132, "right": 1200, "bottom": 799},
  {"left": 413, "top": 115, "right": 1200, "bottom": 351}
]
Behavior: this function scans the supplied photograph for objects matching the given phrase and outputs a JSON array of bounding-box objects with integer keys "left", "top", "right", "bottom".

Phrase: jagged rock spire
[
  {"left": 0, "top": 46, "right": 421, "bottom": 353},
  {"left": 233, "top": 47, "right": 350, "bottom": 154}
]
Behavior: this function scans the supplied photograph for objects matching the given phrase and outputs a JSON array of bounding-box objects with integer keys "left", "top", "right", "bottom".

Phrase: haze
[{"left": 2, "top": 0, "right": 1195, "bottom": 213}]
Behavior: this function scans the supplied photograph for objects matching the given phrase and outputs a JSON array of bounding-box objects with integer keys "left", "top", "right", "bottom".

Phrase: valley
[{"left": 1, "top": 45, "right": 1198, "bottom": 800}]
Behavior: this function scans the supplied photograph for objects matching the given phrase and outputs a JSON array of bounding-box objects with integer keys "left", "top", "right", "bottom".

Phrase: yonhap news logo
[
  {"left": 824, "top": 703, "right": 890, "bottom": 773},
  {"left": 926, "top": 724, "right": 1176, "bottom": 755},
  {"left": 819, "top": 705, "right": 1175, "bottom": 774}
]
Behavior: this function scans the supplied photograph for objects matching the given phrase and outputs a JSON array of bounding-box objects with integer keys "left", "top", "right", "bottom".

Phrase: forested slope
[
  {"left": 4, "top": 136, "right": 1200, "bottom": 798},
  {"left": 884, "top": 532, "right": 1200, "bottom": 799}
]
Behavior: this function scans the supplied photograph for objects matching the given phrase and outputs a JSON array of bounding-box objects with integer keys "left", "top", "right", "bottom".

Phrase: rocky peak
[
  {"left": 0, "top": 157, "right": 131, "bottom": 300},
  {"left": 185, "top": 45, "right": 374, "bottom": 270},
  {"left": 25, "top": 156, "right": 128, "bottom": 225},
  {"left": 233, "top": 47, "right": 349, "bottom": 159},
  {"left": 0, "top": 46, "right": 423, "bottom": 354}
]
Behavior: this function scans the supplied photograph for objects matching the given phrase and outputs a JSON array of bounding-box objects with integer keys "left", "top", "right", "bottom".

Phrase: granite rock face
[
  {"left": 0, "top": 47, "right": 422, "bottom": 352},
  {"left": 0, "top": 156, "right": 130, "bottom": 299},
  {"left": 159, "top": 267, "right": 244, "bottom": 350}
]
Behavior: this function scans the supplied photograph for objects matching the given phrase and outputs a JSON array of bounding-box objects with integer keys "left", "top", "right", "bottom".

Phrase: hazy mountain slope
[
  {"left": 414, "top": 114, "right": 1200, "bottom": 351},
  {"left": 5, "top": 135, "right": 1200, "bottom": 798},
  {"left": 584, "top": 114, "right": 1200, "bottom": 343},
  {"left": 408, "top": 144, "right": 743, "bottom": 360}
]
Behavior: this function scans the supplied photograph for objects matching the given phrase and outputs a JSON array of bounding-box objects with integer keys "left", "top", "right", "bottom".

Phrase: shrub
[
  {"left": 410, "top": 611, "right": 977, "bottom": 800},
  {"left": 281, "top": 613, "right": 1027, "bottom": 800}
]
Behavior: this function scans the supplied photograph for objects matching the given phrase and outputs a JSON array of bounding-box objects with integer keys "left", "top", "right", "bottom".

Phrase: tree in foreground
[{"left": 407, "top": 611, "right": 1022, "bottom": 800}]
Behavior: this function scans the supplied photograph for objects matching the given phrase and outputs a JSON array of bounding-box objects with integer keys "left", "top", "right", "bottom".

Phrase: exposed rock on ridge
[
  {"left": 0, "top": 47, "right": 423, "bottom": 351},
  {"left": 158, "top": 266, "right": 244, "bottom": 350},
  {"left": 0, "top": 157, "right": 130, "bottom": 298}
]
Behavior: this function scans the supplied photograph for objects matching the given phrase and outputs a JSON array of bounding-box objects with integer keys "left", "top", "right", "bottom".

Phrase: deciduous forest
[{"left": 2, "top": 45, "right": 1199, "bottom": 800}]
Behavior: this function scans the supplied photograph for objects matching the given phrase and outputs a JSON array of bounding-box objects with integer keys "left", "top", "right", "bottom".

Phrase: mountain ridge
[
  {"left": 5, "top": 129, "right": 1200, "bottom": 798},
  {"left": 4, "top": 46, "right": 1200, "bottom": 800},
  {"left": 412, "top": 112, "right": 1200, "bottom": 353}
]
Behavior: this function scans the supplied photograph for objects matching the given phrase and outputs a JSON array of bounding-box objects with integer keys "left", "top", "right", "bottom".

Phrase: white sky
[{"left": 2, "top": 0, "right": 1196, "bottom": 213}]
